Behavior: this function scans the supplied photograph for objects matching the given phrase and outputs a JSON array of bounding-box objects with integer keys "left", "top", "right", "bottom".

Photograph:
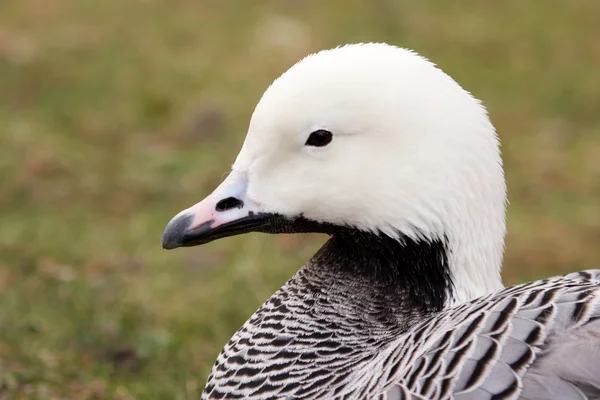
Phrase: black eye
[{"left": 305, "top": 129, "right": 333, "bottom": 147}]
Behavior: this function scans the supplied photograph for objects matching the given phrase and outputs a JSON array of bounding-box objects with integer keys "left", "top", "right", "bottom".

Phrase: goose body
[
  {"left": 207, "top": 268, "right": 600, "bottom": 399},
  {"left": 161, "top": 43, "right": 600, "bottom": 399}
]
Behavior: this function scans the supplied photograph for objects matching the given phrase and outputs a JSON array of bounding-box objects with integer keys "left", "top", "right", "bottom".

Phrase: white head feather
[{"left": 230, "top": 43, "right": 507, "bottom": 303}]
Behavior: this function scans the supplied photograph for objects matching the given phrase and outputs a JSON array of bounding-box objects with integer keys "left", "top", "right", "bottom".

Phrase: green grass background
[{"left": 1, "top": 0, "right": 599, "bottom": 398}]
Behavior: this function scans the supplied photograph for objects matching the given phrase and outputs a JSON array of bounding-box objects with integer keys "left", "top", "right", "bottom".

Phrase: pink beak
[{"left": 161, "top": 171, "right": 265, "bottom": 249}]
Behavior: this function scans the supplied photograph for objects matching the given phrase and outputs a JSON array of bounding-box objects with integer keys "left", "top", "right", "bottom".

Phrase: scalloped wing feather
[{"left": 375, "top": 270, "right": 600, "bottom": 400}]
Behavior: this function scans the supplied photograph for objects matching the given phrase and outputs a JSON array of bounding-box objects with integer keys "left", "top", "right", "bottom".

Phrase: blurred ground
[{"left": 1, "top": 0, "right": 599, "bottom": 398}]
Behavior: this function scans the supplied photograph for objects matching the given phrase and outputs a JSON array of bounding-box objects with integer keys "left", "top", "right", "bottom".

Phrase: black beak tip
[{"left": 161, "top": 213, "right": 194, "bottom": 250}]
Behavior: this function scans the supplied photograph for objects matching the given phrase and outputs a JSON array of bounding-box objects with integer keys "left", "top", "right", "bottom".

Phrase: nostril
[{"left": 215, "top": 197, "right": 244, "bottom": 212}]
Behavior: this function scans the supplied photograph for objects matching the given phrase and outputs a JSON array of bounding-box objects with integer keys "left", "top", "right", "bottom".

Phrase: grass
[{"left": 1, "top": 0, "right": 599, "bottom": 398}]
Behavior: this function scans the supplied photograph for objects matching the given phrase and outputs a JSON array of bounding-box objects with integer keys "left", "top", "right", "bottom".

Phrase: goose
[{"left": 161, "top": 43, "right": 600, "bottom": 399}]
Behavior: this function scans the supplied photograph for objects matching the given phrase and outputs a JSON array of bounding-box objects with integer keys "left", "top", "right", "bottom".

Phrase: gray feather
[
  {"left": 201, "top": 265, "right": 600, "bottom": 399},
  {"left": 521, "top": 320, "right": 600, "bottom": 400}
]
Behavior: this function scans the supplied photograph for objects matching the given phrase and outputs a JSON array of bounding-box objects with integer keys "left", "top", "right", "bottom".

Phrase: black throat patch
[
  {"left": 246, "top": 213, "right": 453, "bottom": 326},
  {"left": 302, "top": 228, "right": 453, "bottom": 327}
]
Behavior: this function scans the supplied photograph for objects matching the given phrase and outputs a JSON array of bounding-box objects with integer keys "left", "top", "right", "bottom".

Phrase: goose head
[{"left": 162, "top": 43, "right": 507, "bottom": 303}]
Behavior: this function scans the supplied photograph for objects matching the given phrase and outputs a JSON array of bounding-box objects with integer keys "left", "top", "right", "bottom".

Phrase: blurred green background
[{"left": 1, "top": 0, "right": 599, "bottom": 398}]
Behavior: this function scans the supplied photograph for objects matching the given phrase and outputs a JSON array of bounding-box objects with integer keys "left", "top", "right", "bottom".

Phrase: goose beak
[{"left": 161, "top": 171, "right": 270, "bottom": 249}]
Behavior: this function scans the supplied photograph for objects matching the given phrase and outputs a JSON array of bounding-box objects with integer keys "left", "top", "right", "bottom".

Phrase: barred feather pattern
[{"left": 201, "top": 268, "right": 600, "bottom": 400}]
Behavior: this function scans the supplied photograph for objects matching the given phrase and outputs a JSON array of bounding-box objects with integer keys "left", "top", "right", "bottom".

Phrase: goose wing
[{"left": 374, "top": 271, "right": 600, "bottom": 400}]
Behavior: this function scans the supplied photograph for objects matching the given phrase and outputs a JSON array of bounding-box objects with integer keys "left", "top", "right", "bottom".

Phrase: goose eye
[{"left": 305, "top": 129, "right": 333, "bottom": 147}]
